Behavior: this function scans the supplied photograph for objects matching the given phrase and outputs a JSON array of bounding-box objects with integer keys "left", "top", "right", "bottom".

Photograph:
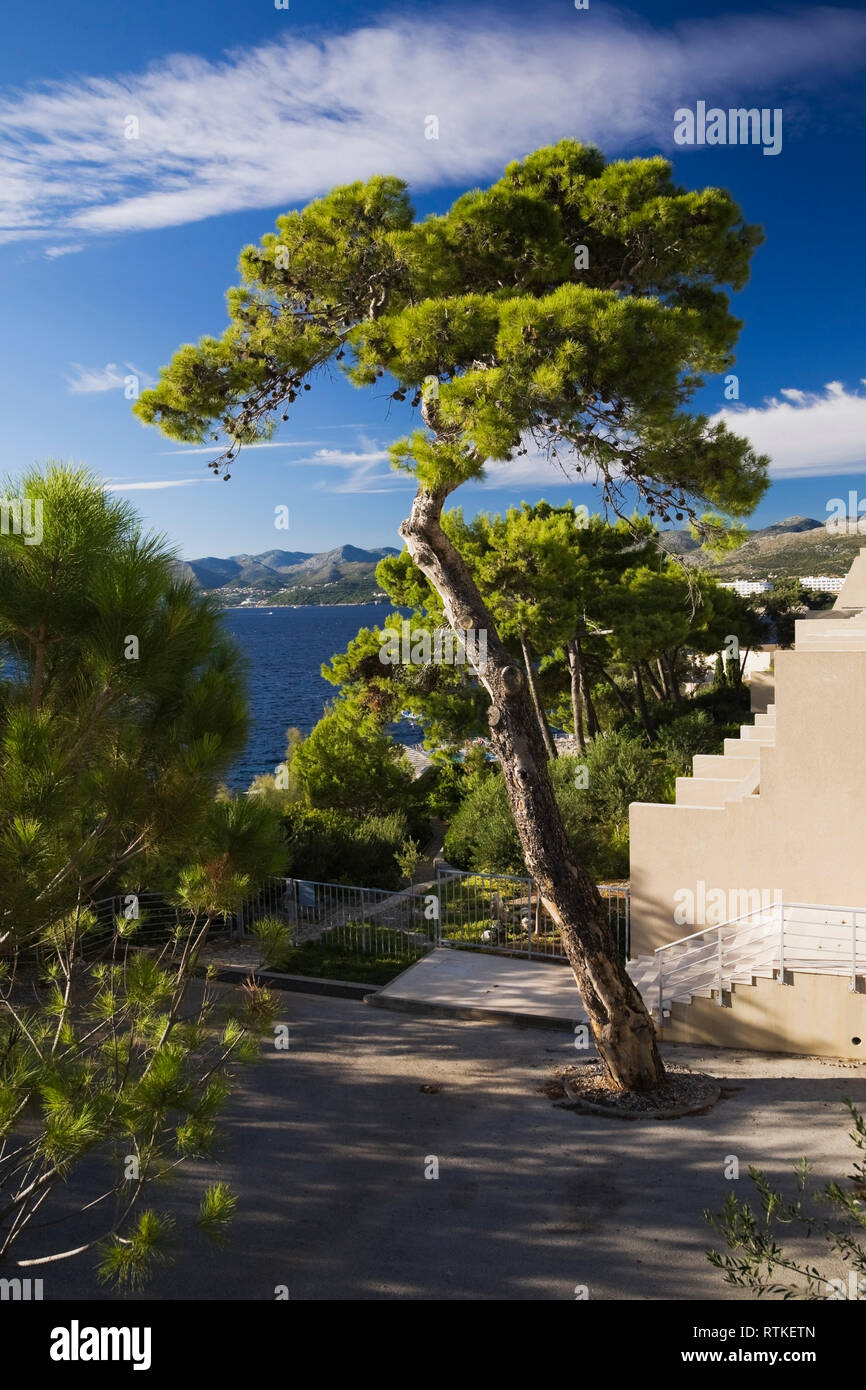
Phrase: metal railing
[
  {"left": 238, "top": 876, "right": 434, "bottom": 959},
  {"left": 435, "top": 866, "right": 629, "bottom": 960},
  {"left": 14, "top": 870, "right": 628, "bottom": 974},
  {"left": 655, "top": 901, "right": 866, "bottom": 1015},
  {"left": 13, "top": 880, "right": 434, "bottom": 968}
]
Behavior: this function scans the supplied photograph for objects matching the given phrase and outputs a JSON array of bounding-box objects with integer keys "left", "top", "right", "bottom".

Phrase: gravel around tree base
[{"left": 558, "top": 1060, "right": 721, "bottom": 1118}]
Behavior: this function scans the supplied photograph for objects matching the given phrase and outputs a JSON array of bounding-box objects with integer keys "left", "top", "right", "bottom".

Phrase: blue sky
[{"left": 2, "top": 0, "right": 865, "bottom": 559}]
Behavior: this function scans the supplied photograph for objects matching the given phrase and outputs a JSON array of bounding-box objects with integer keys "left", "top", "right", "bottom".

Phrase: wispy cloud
[
  {"left": 301, "top": 449, "right": 393, "bottom": 468},
  {"left": 712, "top": 380, "right": 866, "bottom": 478},
  {"left": 2, "top": 8, "right": 865, "bottom": 247},
  {"left": 44, "top": 243, "right": 84, "bottom": 259},
  {"left": 300, "top": 446, "right": 413, "bottom": 494},
  {"left": 479, "top": 380, "right": 866, "bottom": 487},
  {"left": 105, "top": 478, "right": 204, "bottom": 491},
  {"left": 160, "top": 440, "right": 322, "bottom": 455},
  {"left": 66, "top": 361, "right": 153, "bottom": 394},
  {"left": 470, "top": 448, "right": 597, "bottom": 491}
]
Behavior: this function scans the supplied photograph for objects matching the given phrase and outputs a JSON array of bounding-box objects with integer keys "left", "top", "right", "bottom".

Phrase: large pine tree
[{"left": 136, "top": 141, "right": 769, "bottom": 1091}]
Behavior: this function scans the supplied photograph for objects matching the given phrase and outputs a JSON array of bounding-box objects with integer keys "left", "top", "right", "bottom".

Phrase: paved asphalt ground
[{"left": 33, "top": 989, "right": 866, "bottom": 1302}]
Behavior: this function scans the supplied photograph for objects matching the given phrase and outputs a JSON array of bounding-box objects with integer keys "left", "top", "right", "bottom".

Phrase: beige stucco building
[{"left": 627, "top": 550, "right": 866, "bottom": 1058}]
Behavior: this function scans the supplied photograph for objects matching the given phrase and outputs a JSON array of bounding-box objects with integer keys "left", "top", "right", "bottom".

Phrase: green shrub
[
  {"left": 581, "top": 732, "right": 671, "bottom": 829},
  {"left": 443, "top": 735, "right": 670, "bottom": 880},
  {"left": 291, "top": 705, "right": 418, "bottom": 817},
  {"left": 423, "top": 744, "right": 494, "bottom": 819},
  {"left": 654, "top": 710, "right": 722, "bottom": 777},
  {"left": 281, "top": 805, "right": 409, "bottom": 888},
  {"left": 443, "top": 772, "right": 525, "bottom": 873}
]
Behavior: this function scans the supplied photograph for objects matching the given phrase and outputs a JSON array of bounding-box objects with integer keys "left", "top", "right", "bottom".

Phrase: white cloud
[
  {"left": 299, "top": 446, "right": 413, "bottom": 493},
  {"left": 712, "top": 380, "right": 866, "bottom": 478},
  {"left": 105, "top": 478, "right": 204, "bottom": 491},
  {"left": 474, "top": 448, "right": 599, "bottom": 491},
  {"left": 294, "top": 440, "right": 596, "bottom": 494},
  {"left": 44, "top": 243, "right": 84, "bottom": 259},
  {"left": 2, "top": 9, "right": 865, "bottom": 246},
  {"left": 160, "top": 440, "right": 322, "bottom": 454},
  {"left": 301, "top": 448, "right": 393, "bottom": 467},
  {"left": 66, "top": 361, "right": 153, "bottom": 394}
]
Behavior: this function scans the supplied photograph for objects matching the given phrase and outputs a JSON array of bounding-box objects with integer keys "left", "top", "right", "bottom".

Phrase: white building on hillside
[
  {"left": 719, "top": 580, "right": 770, "bottom": 597},
  {"left": 720, "top": 576, "right": 845, "bottom": 597},
  {"left": 799, "top": 575, "right": 845, "bottom": 592}
]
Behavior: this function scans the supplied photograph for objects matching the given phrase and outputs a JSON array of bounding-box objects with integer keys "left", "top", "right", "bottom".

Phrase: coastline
[{"left": 221, "top": 599, "right": 391, "bottom": 611}]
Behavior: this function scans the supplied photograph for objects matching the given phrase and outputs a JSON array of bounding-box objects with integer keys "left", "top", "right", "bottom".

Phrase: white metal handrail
[{"left": 654, "top": 902, "right": 866, "bottom": 1016}]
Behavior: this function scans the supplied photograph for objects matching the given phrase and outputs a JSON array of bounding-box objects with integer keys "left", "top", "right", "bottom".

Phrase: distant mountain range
[
  {"left": 660, "top": 515, "right": 865, "bottom": 579},
  {"left": 181, "top": 518, "right": 864, "bottom": 607},
  {"left": 177, "top": 544, "right": 400, "bottom": 606}
]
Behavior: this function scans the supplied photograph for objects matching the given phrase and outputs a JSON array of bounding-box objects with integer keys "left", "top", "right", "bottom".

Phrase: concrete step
[
  {"left": 675, "top": 777, "right": 749, "bottom": 808},
  {"left": 739, "top": 725, "right": 776, "bottom": 742},
  {"left": 692, "top": 754, "right": 761, "bottom": 779},
  {"left": 724, "top": 737, "right": 766, "bottom": 758},
  {"left": 753, "top": 711, "right": 776, "bottom": 727}
]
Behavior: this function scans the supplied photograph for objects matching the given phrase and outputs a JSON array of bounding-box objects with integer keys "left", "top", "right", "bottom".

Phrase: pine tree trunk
[
  {"left": 520, "top": 633, "right": 558, "bottom": 760},
  {"left": 642, "top": 659, "right": 664, "bottom": 703},
  {"left": 633, "top": 664, "right": 655, "bottom": 741},
  {"left": 567, "top": 639, "right": 586, "bottom": 754},
  {"left": 663, "top": 649, "right": 682, "bottom": 703},
  {"left": 579, "top": 639, "right": 601, "bottom": 737},
  {"left": 401, "top": 485, "right": 664, "bottom": 1093}
]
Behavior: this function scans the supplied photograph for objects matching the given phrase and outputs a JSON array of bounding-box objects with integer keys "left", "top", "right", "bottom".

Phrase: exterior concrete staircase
[
  {"left": 627, "top": 902, "right": 866, "bottom": 1016},
  {"left": 627, "top": 551, "right": 866, "bottom": 1058},
  {"left": 673, "top": 705, "right": 774, "bottom": 808}
]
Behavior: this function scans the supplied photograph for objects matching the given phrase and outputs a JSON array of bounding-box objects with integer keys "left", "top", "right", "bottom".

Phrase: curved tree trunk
[
  {"left": 520, "top": 633, "right": 558, "bottom": 760},
  {"left": 401, "top": 484, "right": 664, "bottom": 1093}
]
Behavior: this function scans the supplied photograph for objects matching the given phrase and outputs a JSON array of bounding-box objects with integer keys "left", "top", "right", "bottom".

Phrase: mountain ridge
[
  {"left": 179, "top": 520, "right": 864, "bottom": 606},
  {"left": 177, "top": 543, "right": 400, "bottom": 604}
]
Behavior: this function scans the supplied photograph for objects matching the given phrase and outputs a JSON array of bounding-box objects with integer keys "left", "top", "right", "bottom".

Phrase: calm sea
[{"left": 221, "top": 603, "right": 412, "bottom": 791}]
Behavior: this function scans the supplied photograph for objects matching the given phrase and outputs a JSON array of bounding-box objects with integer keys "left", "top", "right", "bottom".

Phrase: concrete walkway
[
  {"left": 32, "top": 990, "right": 866, "bottom": 1302},
  {"left": 369, "top": 946, "right": 586, "bottom": 1028}
]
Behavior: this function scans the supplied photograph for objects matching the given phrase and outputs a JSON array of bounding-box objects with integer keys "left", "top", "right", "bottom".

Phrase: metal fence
[
  {"left": 15, "top": 871, "right": 627, "bottom": 972},
  {"left": 434, "top": 866, "right": 629, "bottom": 960},
  {"left": 85, "top": 891, "right": 233, "bottom": 957},
  {"left": 243, "top": 871, "right": 629, "bottom": 962},
  {"left": 238, "top": 876, "right": 434, "bottom": 960}
]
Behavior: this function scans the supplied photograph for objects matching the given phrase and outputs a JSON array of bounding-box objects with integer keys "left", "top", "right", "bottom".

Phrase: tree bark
[
  {"left": 401, "top": 484, "right": 664, "bottom": 1093},
  {"left": 567, "top": 639, "right": 586, "bottom": 754},
  {"left": 519, "top": 633, "right": 557, "bottom": 760},
  {"left": 633, "top": 664, "right": 655, "bottom": 741},
  {"left": 663, "top": 649, "right": 682, "bottom": 703},
  {"left": 642, "top": 659, "right": 664, "bottom": 703}
]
